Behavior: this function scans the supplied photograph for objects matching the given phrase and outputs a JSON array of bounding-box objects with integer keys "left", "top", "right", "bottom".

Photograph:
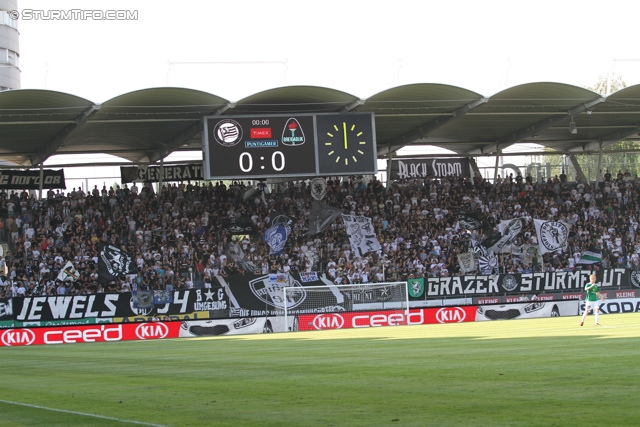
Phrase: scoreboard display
[{"left": 203, "top": 113, "right": 377, "bottom": 179}]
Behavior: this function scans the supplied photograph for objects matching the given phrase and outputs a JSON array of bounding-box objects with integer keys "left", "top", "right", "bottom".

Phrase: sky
[
  {"left": 17, "top": 0, "right": 640, "bottom": 103},
  {"left": 12, "top": 0, "right": 640, "bottom": 188}
]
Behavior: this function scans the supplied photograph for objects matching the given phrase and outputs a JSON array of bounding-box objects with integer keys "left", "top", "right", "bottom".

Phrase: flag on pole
[
  {"left": 308, "top": 200, "right": 343, "bottom": 236},
  {"left": 457, "top": 252, "right": 476, "bottom": 273},
  {"left": 342, "top": 214, "right": 381, "bottom": 257},
  {"left": 97, "top": 242, "right": 136, "bottom": 283},
  {"left": 455, "top": 212, "right": 484, "bottom": 230},
  {"left": 263, "top": 223, "right": 289, "bottom": 255},
  {"left": 534, "top": 219, "right": 571, "bottom": 254},
  {"left": 57, "top": 261, "right": 80, "bottom": 282},
  {"left": 576, "top": 250, "right": 602, "bottom": 265}
]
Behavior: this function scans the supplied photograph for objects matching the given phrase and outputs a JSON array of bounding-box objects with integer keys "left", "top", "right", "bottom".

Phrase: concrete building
[{"left": 0, "top": 0, "right": 19, "bottom": 90}]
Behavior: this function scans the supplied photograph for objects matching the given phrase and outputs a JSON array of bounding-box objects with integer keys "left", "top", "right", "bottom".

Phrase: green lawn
[{"left": 2, "top": 313, "right": 640, "bottom": 426}]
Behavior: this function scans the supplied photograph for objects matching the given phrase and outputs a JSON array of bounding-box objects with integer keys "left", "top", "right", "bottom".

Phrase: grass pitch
[{"left": 2, "top": 313, "right": 640, "bottom": 426}]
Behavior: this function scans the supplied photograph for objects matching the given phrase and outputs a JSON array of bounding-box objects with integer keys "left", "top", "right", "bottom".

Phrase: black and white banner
[
  {"left": 391, "top": 158, "right": 470, "bottom": 180},
  {"left": 219, "top": 273, "right": 345, "bottom": 317},
  {"left": 310, "top": 177, "right": 327, "bottom": 200},
  {"left": 120, "top": 164, "right": 204, "bottom": 183},
  {"left": 5, "top": 269, "right": 640, "bottom": 323},
  {"left": 485, "top": 218, "right": 527, "bottom": 253},
  {"left": 456, "top": 212, "right": 484, "bottom": 230},
  {"left": 458, "top": 252, "right": 476, "bottom": 273},
  {"left": 97, "top": 243, "right": 136, "bottom": 283},
  {"left": 308, "top": 200, "right": 343, "bottom": 236},
  {"left": 10, "top": 289, "right": 228, "bottom": 323},
  {"left": 408, "top": 269, "right": 629, "bottom": 300},
  {"left": 342, "top": 214, "right": 382, "bottom": 256},
  {"left": 0, "top": 169, "right": 66, "bottom": 189},
  {"left": 534, "top": 219, "right": 571, "bottom": 254}
]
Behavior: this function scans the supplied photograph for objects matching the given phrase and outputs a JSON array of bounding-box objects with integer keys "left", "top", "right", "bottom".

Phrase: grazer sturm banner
[
  {"left": 409, "top": 269, "right": 628, "bottom": 300},
  {"left": 391, "top": 158, "right": 470, "bottom": 180},
  {"left": 120, "top": 164, "right": 203, "bottom": 183},
  {"left": 0, "top": 169, "right": 66, "bottom": 189}
]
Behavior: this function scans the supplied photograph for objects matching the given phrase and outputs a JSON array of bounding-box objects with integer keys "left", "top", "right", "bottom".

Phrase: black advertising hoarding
[
  {"left": 120, "top": 164, "right": 204, "bottom": 184},
  {"left": 0, "top": 169, "right": 66, "bottom": 189},
  {"left": 6, "top": 269, "right": 639, "bottom": 323},
  {"left": 409, "top": 269, "right": 627, "bottom": 301},
  {"left": 0, "top": 298, "right": 12, "bottom": 321},
  {"left": 219, "top": 273, "right": 345, "bottom": 317},
  {"left": 11, "top": 289, "right": 229, "bottom": 323},
  {"left": 390, "top": 158, "right": 470, "bottom": 180},
  {"left": 203, "top": 113, "right": 377, "bottom": 180}
]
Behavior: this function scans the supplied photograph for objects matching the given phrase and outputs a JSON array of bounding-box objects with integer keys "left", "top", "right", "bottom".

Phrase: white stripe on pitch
[{"left": 0, "top": 399, "right": 172, "bottom": 427}]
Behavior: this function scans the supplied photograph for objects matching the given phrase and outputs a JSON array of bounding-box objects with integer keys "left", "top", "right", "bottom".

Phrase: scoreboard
[{"left": 203, "top": 113, "right": 377, "bottom": 179}]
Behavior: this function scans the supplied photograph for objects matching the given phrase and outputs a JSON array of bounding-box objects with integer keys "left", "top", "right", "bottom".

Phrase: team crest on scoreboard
[
  {"left": 282, "top": 118, "right": 305, "bottom": 146},
  {"left": 213, "top": 119, "right": 243, "bottom": 147}
]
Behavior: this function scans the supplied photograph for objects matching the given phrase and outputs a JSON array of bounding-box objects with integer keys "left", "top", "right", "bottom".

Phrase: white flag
[
  {"left": 457, "top": 252, "right": 476, "bottom": 273},
  {"left": 534, "top": 219, "right": 571, "bottom": 255},
  {"left": 342, "top": 214, "right": 381, "bottom": 257},
  {"left": 57, "top": 261, "right": 80, "bottom": 282}
]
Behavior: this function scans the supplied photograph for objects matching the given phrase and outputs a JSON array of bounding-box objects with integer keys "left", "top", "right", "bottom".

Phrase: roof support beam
[
  {"left": 148, "top": 122, "right": 202, "bottom": 163},
  {"left": 147, "top": 102, "right": 234, "bottom": 163},
  {"left": 29, "top": 103, "right": 101, "bottom": 166},
  {"left": 570, "top": 125, "right": 640, "bottom": 153},
  {"left": 377, "top": 97, "right": 487, "bottom": 157},
  {"left": 465, "top": 96, "right": 605, "bottom": 155},
  {"left": 342, "top": 99, "right": 363, "bottom": 112}
]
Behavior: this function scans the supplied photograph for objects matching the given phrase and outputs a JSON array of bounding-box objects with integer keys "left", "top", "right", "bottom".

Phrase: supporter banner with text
[
  {"left": 410, "top": 269, "right": 630, "bottom": 300},
  {"left": 120, "top": 164, "right": 204, "bottom": 183},
  {"left": 0, "top": 169, "right": 66, "bottom": 189},
  {"left": 390, "top": 158, "right": 470, "bottom": 180},
  {"left": 10, "top": 289, "right": 229, "bottom": 323},
  {"left": 5, "top": 269, "right": 640, "bottom": 324}
]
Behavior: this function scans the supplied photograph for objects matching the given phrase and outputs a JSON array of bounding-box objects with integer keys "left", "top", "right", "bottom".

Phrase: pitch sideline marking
[{"left": 0, "top": 399, "right": 172, "bottom": 427}]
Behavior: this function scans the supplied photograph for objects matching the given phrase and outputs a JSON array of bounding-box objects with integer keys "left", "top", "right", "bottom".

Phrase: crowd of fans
[{"left": 1, "top": 167, "right": 639, "bottom": 299}]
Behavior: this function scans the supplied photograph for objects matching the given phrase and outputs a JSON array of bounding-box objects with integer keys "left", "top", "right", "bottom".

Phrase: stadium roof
[{"left": 0, "top": 82, "right": 639, "bottom": 167}]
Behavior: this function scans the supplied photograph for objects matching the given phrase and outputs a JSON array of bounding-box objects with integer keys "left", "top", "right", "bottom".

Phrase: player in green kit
[{"left": 580, "top": 273, "right": 604, "bottom": 326}]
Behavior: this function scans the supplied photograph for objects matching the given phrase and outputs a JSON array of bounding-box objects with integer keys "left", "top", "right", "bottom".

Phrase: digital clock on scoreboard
[
  {"left": 204, "top": 114, "right": 317, "bottom": 180},
  {"left": 203, "top": 113, "right": 376, "bottom": 180}
]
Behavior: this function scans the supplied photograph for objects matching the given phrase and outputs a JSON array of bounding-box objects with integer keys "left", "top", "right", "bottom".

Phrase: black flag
[
  {"left": 97, "top": 242, "right": 136, "bottom": 283},
  {"left": 308, "top": 200, "right": 343, "bottom": 236},
  {"left": 455, "top": 212, "right": 484, "bottom": 230}
]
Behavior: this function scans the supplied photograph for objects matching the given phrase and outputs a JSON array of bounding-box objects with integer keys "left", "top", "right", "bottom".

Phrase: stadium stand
[{"left": 0, "top": 169, "right": 638, "bottom": 298}]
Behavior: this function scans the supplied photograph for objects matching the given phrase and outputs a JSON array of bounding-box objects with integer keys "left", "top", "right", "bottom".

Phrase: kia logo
[
  {"left": 1, "top": 329, "right": 36, "bottom": 346},
  {"left": 312, "top": 313, "right": 345, "bottom": 330},
  {"left": 135, "top": 323, "right": 169, "bottom": 339},
  {"left": 436, "top": 307, "right": 466, "bottom": 323}
]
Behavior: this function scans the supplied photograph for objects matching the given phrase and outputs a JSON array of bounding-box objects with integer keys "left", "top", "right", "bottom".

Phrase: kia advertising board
[
  {"left": 0, "top": 322, "right": 181, "bottom": 347},
  {"left": 297, "top": 306, "right": 477, "bottom": 331}
]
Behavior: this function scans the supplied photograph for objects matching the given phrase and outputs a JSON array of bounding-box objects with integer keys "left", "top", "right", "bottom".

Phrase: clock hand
[{"left": 343, "top": 122, "right": 348, "bottom": 150}]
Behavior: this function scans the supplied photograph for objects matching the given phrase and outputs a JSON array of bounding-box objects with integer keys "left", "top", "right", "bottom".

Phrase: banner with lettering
[
  {"left": 0, "top": 169, "right": 66, "bottom": 189},
  {"left": 390, "top": 158, "right": 470, "bottom": 180},
  {"left": 120, "top": 164, "right": 203, "bottom": 183},
  {"left": 10, "top": 289, "right": 229, "bottom": 323}
]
